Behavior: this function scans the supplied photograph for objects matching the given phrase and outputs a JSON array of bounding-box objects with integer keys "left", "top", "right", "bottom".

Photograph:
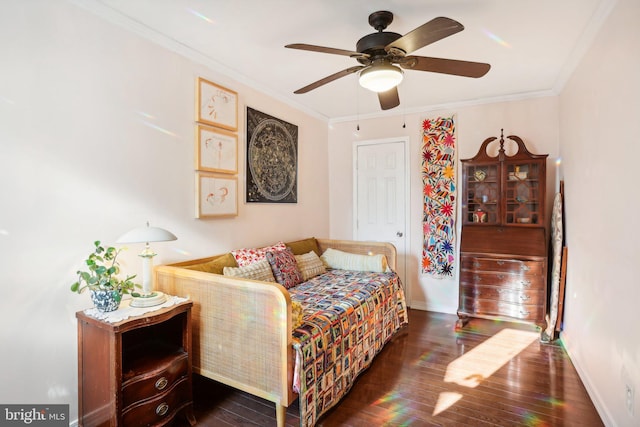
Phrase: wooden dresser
[
  {"left": 458, "top": 131, "right": 548, "bottom": 331},
  {"left": 76, "top": 300, "right": 195, "bottom": 427}
]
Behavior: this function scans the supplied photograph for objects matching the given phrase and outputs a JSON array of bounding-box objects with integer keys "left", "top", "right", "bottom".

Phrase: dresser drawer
[
  {"left": 461, "top": 256, "right": 544, "bottom": 276},
  {"left": 460, "top": 270, "right": 543, "bottom": 290},
  {"left": 122, "top": 352, "right": 188, "bottom": 409},
  {"left": 122, "top": 376, "right": 191, "bottom": 427},
  {"left": 460, "top": 284, "right": 544, "bottom": 306},
  {"left": 460, "top": 297, "right": 544, "bottom": 322}
]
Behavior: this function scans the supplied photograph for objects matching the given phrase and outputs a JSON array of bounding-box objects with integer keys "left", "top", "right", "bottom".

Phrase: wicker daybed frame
[{"left": 155, "top": 239, "right": 397, "bottom": 427}]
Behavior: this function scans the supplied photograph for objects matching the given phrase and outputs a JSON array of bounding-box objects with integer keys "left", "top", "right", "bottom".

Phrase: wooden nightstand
[{"left": 76, "top": 300, "right": 196, "bottom": 427}]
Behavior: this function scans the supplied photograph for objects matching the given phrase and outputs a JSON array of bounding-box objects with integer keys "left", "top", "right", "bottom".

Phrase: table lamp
[{"left": 117, "top": 221, "right": 177, "bottom": 308}]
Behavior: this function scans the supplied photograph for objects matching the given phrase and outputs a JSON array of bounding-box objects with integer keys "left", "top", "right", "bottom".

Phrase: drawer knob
[
  {"left": 520, "top": 264, "right": 531, "bottom": 271},
  {"left": 496, "top": 274, "right": 505, "bottom": 280},
  {"left": 519, "top": 294, "right": 530, "bottom": 301},
  {"left": 496, "top": 261, "right": 505, "bottom": 266},
  {"left": 473, "top": 262, "right": 480, "bottom": 268},
  {"left": 473, "top": 275, "right": 482, "bottom": 283},
  {"left": 155, "top": 376, "right": 168, "bottom": 391},
  {"left": 521, "top": 280, "right": 531, "bottom": 287},
  {"left": 520, "top": 310, "right": 530, "bottom": 317},
  {"left": 156, "top": 403, "right": 170, "bottom": 417}
]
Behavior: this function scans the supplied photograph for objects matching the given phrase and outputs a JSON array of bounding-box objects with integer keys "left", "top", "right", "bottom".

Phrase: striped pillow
[
  {"left": 223, "top": 258, "right": 276, "bottom": 282},
  {"left": 320, "top": 247, "right": 388, "bottom": 272},
  {"left": 295, "top": 250, "right": 326, "bottom": 281}
]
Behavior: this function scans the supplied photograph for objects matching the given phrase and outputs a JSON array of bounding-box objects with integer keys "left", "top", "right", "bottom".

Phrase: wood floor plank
[{"left": 173, "top": 309, "right": 602, "bottom": 426}]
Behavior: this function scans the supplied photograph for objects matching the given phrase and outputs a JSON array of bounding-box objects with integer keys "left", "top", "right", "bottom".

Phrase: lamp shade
[
  {"left": 359, "top": 63, "right": 404, "bottom": 93},
  {"left": 116, "top": 222, "right": 177, "bottom": 245}
]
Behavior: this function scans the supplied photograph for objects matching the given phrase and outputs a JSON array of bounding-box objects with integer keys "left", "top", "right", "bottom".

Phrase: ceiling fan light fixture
[{"left": 359, "top": 63, "right": 404, "bottom": 93}]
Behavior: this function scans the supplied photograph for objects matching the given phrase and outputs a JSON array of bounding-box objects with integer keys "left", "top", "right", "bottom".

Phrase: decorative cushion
[
  {"left": 266, "top": 248, "right": 303, "bottom": 289},
  {"left": 295, "top": 250, "right": 326, "bottom": 281},
  {"left": 285, "top": 237, "right": 321, "bottom": 256},
  {"left": 320, "top": 247, "right": 389, "bottom": 273},
  {"left": 291, "top": 300, "right": 304, "bottom": 331},
  {"left": 183, "top": 252, "right": 237, "bottom": 275},
  {"left": 222, "top": 258, "right": 276, "bottom": 282},
  {"left": 231, "top": 241, "right": 286, "bottom": 267}
]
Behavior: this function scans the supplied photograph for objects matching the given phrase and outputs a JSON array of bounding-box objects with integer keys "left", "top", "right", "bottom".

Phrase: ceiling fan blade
[
  {"left": 286, "top": 43, "right": 364, "bottom": 58},
  {"left": 387, "top": 17, "right": 464, "bottom": 55},
  {"left": 378, "top": 87, "right": 400, "bottom": 110},
  {"left": 402, "top": 56, "right": 490, "bottom": 78},
  {"left": 293, "top": 66, "right": 364, "bottom": 94}
]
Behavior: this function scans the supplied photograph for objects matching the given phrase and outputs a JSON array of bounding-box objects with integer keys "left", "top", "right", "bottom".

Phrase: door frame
[{"left": 352, "top": 137, "right": 411, "bottom": 304}]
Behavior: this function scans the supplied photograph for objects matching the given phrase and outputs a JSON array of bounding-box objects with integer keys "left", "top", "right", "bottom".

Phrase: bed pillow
[
  {"left": 266, "top": 248, "right": 303, "bottom": 289},
  {"left": 222, "top": 258, "right": 276, "bottom": 282},
  {"left": 285, "top": 237, "right": 321, "bottom": 256},
  {"left": 295, "top": 250, "right": 326, "bottom": 281},
  {"left": 320, "top": 247, "right": 389, "bottom": 273},
  {"left": 231, "top": 241, "right": 286, "bottom": 267},
  {"left": 183, "top": 252, "right": 237, "bottom": 275}
]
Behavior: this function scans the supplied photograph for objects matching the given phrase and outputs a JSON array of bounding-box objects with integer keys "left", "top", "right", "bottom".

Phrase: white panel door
[{"left": 354, "top": 140, "right": 408, "bottom": 298}]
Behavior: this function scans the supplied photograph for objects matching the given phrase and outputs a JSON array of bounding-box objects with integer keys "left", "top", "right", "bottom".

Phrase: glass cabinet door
[
  {"left": 465, "top": 164, "right": 499, "bottom": 225},
  {"left": 504, "top": 161, "right": 543, "bottom": 225},
  {"left": 461, "top": 132, "right": 547, "bottom": 228}
]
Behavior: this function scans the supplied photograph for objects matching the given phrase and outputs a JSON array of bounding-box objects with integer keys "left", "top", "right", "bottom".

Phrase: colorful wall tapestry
[{"left": 421, "top": 116, "right": 457, "bottom": 277}]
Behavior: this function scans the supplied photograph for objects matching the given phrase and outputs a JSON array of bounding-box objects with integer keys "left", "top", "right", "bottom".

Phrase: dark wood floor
[{"left": 175, "top": 309, "right": 602, "bottom": 426}]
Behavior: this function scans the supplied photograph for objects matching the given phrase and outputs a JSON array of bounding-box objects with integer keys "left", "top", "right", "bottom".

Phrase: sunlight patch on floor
[
  {"left": 433, "top": 328, "right": 539, "bottom": 416},
  {"left": 433, "top": 392, "right": 464, "bottom": 415}
]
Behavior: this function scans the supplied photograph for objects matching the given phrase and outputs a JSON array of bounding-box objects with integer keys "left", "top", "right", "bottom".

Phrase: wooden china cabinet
[{"left": 458, "top": 130, "right": 548, "bottom": 332}]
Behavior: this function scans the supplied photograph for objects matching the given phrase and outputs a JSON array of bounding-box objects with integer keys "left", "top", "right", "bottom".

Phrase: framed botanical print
[
  {"left": 196, "top": 77, "right": 238, "bottom": 131},
  {"left": 196, "top": 172, "right": 238, "bottom": 218},
  {"left": 196, "top": 124, "right": 238, "bottom": 174}
]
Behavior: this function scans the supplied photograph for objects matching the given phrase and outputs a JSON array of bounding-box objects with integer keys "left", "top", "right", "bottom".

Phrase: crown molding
[{"left": 67, "top": 0, "right": 330, "bottom": 123}]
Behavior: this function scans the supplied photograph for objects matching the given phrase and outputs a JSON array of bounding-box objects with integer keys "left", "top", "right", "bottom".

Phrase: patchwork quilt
[{"left": 289, "top": 270, "right": 408, "bottom": 426}]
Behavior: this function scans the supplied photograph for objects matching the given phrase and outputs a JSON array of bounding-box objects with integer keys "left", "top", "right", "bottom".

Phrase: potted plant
[{"left": 70, "top": 241, "right": 139, "bottom": 312}]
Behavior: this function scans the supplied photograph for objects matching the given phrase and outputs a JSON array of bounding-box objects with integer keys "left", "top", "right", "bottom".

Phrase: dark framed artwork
[{"left": 246, "top": 107, "right": 298, "bottom": 203}]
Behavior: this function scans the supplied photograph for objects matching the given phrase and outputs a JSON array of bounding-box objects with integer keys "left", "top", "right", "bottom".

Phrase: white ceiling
[{"left": 75, "top": 0, "right": 613, "bottom": 122}]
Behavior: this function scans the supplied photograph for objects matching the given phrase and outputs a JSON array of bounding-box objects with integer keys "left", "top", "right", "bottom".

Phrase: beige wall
[
  {"left": 559, "top": 0, "right": 640, "bottom": 425},
  {"left": 328, "top": 97, "right": 560, "bottom": 312},
  {"left": 0, "top": 1, "right": 328, "bottom": 422}
]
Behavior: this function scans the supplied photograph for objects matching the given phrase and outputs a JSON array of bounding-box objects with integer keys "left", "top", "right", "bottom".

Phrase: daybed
[{"left": 155, "top": 238, "right": 408, "bottom": 426}]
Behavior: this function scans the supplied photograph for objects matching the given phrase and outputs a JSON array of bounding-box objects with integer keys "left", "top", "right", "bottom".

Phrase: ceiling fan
[{"left": 286, "top": 11, "right": 491, "bottom": 110}]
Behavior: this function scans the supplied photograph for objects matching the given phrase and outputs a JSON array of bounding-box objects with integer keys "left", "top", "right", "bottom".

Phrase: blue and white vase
[{"left": 90, "top": 289, "right": 122, "bottom": 312}]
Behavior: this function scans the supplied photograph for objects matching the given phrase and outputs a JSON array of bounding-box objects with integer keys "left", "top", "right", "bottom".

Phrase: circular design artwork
[{"left": 248, "top": 118, "right": 297, "bottom": 201}]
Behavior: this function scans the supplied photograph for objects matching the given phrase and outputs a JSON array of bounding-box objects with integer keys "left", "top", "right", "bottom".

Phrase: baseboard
[
  {"left": 408, "top": 300, "right": 429, "bottom": 311},
  {"left": 409, "top": 300, "right": 456, "bottom": 315}
]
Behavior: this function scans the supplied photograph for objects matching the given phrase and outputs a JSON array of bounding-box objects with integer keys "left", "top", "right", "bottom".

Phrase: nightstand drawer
[
  {"left": 122, "top": 352, "right": 188, "bottom": 408},
  {"left": 462, "top": 256, "right": 544, "bottom": 276},
  {"left": 122, "top": 376, "right": 191, "bottom": 427}
]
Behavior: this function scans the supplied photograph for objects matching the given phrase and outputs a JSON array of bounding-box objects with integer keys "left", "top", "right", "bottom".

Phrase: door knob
[{"left": 396, "top": 232, "right": 403, "bottom": 237}]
